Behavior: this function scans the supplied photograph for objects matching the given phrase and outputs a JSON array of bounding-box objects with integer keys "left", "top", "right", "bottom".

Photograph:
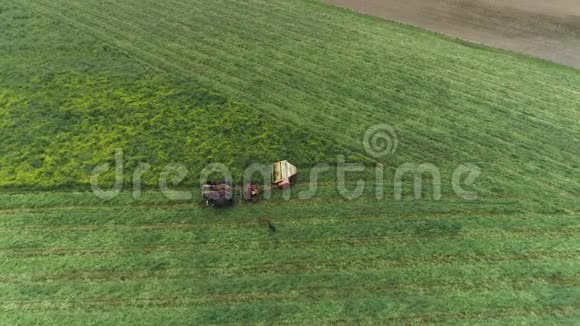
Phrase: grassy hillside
[
  {"left": 1, "top": 0, "right": 578, "bottom": 207},
  {"left": 0, "top": 3, "right": 355, "bottom": 189},
  {"left": 0, "top": 0, "right": 579, "bottom": 324}
]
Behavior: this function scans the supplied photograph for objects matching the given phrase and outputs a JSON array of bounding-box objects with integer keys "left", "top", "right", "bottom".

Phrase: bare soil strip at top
[{"left": 322, "top": 0, "right": 580, "bottom": 69}]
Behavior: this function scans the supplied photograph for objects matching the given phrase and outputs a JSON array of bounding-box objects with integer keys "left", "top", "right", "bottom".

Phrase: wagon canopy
[{"left": 272, "top": 160, "right": 298, "bottom": 185}]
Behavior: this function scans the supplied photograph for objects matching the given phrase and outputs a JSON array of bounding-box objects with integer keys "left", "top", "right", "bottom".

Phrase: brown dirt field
[{"left": 322, "top": 0, "right": 580, "bottom": 69}]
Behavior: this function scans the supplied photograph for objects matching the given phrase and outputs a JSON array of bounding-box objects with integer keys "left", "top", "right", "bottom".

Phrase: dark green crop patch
[{"left": 0, "top": 72, "right": 354, "bottom": 188}]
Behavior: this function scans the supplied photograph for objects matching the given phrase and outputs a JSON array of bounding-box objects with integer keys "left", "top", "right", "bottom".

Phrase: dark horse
[{"left": 202, "top": 183, "right": 234, "bottom": 208}]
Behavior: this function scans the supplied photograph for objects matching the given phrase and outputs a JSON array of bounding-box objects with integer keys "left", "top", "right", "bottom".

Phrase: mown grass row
[
  {"left": 3, "top": 259, "right": 577, "bottom": 295},
  {"left": 2, "top": 308, "right": 577, "bottom": 325},
  {"left": 1, "top": 285, "right": 578, "bottom": 324},
  {"left": 2, "top": 284, "right": 577, "bottom": 311},
  {"left": 2, "top": 239, "right": 576, "bottom": 272},
  {"left": 1, "top": 220, "right": 576, "bottom": 254},
  {"left": 0, "top": 207, "right": 575, "bottom": 232}
]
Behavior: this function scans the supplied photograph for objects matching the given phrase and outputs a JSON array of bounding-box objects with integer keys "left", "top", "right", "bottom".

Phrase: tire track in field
[
  {"left": 4, "top": 280, "right": 563, "bottom": 305},
  {"left": 1, "top": 256, "right": 576, "bottom": 282},
  {"left": 0, "top": 198, "right": 514, "bottom": 217},
  {"left": 2, "top": 274, "right": 576, "bottom": 292},
  {"left": 0, "top": 207, "right": 572, "bottom": 233},
  {"left": 197, "top": 252, "right": 580, "bottom": 275},
  {"left": 1, "top": 211, "right": 575, "bottom": 233},
  {"left": 0, "top": 229, "right": 577, "bottom": 257},
  {"left": 2, "top": 249, "right": 578, "bottom": 276}
]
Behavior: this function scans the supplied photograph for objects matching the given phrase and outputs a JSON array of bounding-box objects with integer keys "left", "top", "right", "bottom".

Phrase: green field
[{"left": 0, "top": 0, "right": 579, "bottom": 324}]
